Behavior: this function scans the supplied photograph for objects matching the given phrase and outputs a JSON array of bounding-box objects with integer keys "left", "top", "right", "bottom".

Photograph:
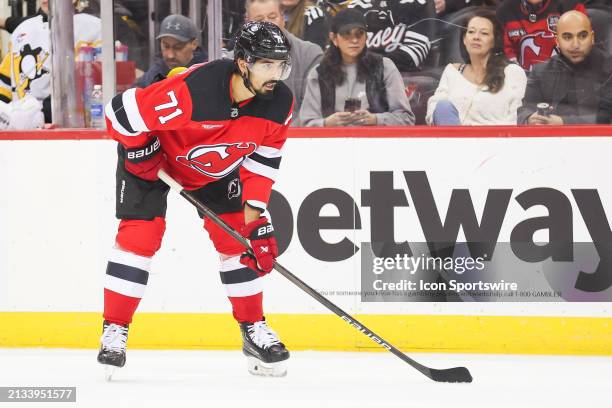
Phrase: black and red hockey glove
[
  {"left": 123, "top": 136, "right": 165, "bottom": 181},
  {"left": 240, "top": 217, "right": 278, "bottom": 276}
]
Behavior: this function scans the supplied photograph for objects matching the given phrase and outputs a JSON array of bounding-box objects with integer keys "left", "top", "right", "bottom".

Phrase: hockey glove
[
  {"left": 123, "top": 136, "right": 164, "bottom": 181},
  {"left": 240, "top": 217, "right": 278, "bottom": 275}
]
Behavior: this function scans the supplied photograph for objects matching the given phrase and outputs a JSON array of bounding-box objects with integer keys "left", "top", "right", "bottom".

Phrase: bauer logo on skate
[{"left": 176, "top": 142, "right": 257, "bottom": 178}]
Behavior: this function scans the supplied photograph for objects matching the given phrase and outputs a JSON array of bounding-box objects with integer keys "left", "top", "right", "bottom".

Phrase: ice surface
[{"left": 0, "top": 349, "right": 610, "bottom": 408}]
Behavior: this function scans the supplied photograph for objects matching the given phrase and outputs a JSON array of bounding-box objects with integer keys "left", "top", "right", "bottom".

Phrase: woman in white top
[{"left": 426, "top": 9, "right": 527, "bottom": 126}]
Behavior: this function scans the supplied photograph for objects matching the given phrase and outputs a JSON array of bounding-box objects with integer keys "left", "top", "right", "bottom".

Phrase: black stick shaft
[{"left": 158, "top": 169, "right": 472, "bottom": 383}]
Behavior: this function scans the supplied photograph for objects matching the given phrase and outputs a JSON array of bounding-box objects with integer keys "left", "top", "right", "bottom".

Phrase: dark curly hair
[{"left": 459, "top": 8, "right": 510, "bottom": 94}]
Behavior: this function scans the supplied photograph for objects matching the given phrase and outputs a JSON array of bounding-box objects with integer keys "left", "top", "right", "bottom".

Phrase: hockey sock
[
  {"left": 219, "top": 255, "right": 264, "bottom": 323},
  {"left": 103, "top": 247, "right": 152, "bottom": 326}
]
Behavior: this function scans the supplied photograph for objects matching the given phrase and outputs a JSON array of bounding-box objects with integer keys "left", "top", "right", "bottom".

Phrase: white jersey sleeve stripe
[
  {"left": 105, "top": 98, "right": 141, "bottom": 137},
  {"left": 404, "top": 30, "right": 431, "bottom": 45},
  {"left": 242, "top": 157, "right": 279, "bottom": 181},
  {"left": 255, "top": 145, "right": 283, "bottom": 158},
  {"left": 122, "top": 88, "right": 150, "bottom": 132},
  {"left": 399, "top": 45, "right": 424, "bottom": 66}
]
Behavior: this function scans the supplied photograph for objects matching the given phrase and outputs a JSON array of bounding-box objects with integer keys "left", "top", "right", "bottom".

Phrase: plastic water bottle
[{"left": 90, "top": 85, "right": 104, "bottom": 128}]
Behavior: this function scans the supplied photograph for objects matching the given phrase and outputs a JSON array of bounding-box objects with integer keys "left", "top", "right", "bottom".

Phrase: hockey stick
[{"left": 158, "top": 169, "right": 473, "bottom": 383}]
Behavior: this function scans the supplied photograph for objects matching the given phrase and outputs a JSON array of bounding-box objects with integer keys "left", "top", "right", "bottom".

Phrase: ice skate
[
  {"left": 240, "top": 319, "right": 289, "bottom": 377},
  {"left": 97, "top": 321, "right": 128, "bottom": 381}
]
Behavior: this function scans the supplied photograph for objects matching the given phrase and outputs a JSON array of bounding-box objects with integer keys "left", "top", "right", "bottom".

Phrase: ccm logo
[{"left": 127, "top": 138, "right": 161, "bottom": 161}]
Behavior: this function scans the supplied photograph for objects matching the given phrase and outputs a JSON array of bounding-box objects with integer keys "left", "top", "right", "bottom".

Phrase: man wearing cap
[{"left": 134, "top": 14, "right": 208, "bottom": 87}]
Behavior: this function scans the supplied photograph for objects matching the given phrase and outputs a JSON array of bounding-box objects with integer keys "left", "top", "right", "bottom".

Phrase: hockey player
[
  {"left": 496, "top": 0, "right": 586, "bottom": 71},
  {"left": 347, "top": 0, "right": 436, "bottom": 73},
  {"left": 98, "top": 21, "right": 293, "bottom": 378}
]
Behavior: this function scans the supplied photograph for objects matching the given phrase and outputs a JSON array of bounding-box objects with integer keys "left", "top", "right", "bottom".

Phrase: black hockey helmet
[{"left": 234, "top": 21, "right": 291, "bottom": 63}]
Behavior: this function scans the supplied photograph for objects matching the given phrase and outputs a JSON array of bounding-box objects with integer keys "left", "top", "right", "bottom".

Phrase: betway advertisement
[
  {"left": 270, "top": 137, "right": 612, "bottom": 303},
  {"left": 1, "top": 135, "right": 611, "bottom": 314}
]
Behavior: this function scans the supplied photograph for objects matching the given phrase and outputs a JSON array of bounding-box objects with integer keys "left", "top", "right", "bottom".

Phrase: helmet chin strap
[{"left": 241, "top": 67, "right": 257, "bottom": 96}]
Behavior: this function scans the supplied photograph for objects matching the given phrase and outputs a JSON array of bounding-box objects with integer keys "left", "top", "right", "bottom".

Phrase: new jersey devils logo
[
  {"left": 176, "top": 142, "right": 257, "bottom": 178},
  {"left": 520, "top": 31, "right": 557, "bottom": 70}
]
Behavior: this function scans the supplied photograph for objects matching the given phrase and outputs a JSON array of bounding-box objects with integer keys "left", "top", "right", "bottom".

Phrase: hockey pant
[{"left": 104, "top": 147, "right": 264, "bottom": 326}]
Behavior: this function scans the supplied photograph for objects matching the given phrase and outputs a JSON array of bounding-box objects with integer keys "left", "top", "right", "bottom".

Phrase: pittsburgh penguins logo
[{"left": 15, "top": 44, "right": 49, "bottom": 97}]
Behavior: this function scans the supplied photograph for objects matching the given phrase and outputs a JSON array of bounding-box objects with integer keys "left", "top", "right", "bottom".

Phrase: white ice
[{"left": 0, "top": 349, "right": 610, "bottom": 408}]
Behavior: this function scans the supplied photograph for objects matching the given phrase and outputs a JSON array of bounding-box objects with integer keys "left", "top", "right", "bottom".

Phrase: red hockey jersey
[
  {"left": 496, "top": 0, "right": 585, "bottom": 71},
  {"left": 105, "top": 59, "right": 294, "bottom": 210}
]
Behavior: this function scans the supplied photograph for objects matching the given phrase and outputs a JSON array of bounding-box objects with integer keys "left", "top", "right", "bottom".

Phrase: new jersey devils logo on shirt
[
  {"left": 520, "top": 31, "right": 557, "bottom": 70},
  {"left": 176, "top": 142, "right": 257, "bottom": 178}
]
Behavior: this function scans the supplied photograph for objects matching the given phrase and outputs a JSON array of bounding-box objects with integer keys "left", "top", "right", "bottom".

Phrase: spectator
[
  {"left": 435, "top": 0, "right": 499, "bottom": 18},
  {"left": 223, "top": 0, "right": 248, "bottom": 44},
  {"left": 281, "top": 0, "right": 331, "bottom": 49},
  {"left": 348, "top": 0, "right": 435, "bottom": 73},
  {"left": 317, "top": 0, "right": 350, "bottom": 16},
  {"left": 0, "top": 1, "right": 101, "bottom": 34},
  {"left": 519, "top": 10, "right": 612, "bottom": 125},
  {"left": 299, "top": 9, "right": 414, "bottom": 126},
  {"left": 0, "top": 0, "right": 47, "bottom": 34},
  {"left": 231, "top": 0, "right": 323, "bottom": 116},
  {"left": 0, "top": 0, "right": 101, "bottom": 124},
  {"left": 497, "top": 0, "right": 585, "bottom": 71},
  {"left": 113, "top": 1, "right": 150, "bottom": 74},
  {"left": 427, "top": 9, "right": 527, "bottom": 125},
  {"left": 135, "top": 14, "right": 207, "bottom": 88}
]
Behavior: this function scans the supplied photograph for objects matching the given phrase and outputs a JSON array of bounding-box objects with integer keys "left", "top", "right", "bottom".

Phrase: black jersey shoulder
[
  {"left": 239, "top": 81, "right": 294, "bottom": 125},
  {"left": 184, "top": 59, "right": 234, "bottom": 121}
]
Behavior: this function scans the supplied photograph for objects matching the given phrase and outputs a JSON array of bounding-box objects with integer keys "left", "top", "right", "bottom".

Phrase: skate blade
[
  {"left": 247, "top": 356, "right": 287, "bottom": 377},
  {"left": 103, "top": 365, "right": 118, "bottom": 381}
]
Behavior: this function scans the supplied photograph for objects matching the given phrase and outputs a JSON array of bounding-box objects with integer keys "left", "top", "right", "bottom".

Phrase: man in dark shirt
[
  {"left": 134, "top": 14, "right": 208, "bottom": 87},
  {"left": 519, "top": 10, "right": 612, "bottom": 125}
]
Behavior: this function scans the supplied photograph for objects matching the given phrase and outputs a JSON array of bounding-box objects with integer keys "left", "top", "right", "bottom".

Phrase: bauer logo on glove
[{"left": 240, "top": 217, "right": 278, "bottom": 275}]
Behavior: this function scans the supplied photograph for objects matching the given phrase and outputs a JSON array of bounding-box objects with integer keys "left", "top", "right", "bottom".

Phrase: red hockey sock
[
  {"left": 228, "top": 292, "right": 264, "bottom": 323},
  {"left": 104, "top": 288, "right": 141, "bottom": 326}
]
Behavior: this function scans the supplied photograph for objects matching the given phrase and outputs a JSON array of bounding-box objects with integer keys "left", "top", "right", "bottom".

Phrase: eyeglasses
[{"left": 247, "top": 58, "right": 292, "bottom": 80}]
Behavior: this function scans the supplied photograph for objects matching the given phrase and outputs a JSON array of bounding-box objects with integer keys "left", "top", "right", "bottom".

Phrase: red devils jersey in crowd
[
  {"left": 496, "top": 0, "right": 585, "bottom": 71},
  {"left": 105, "top": 59, "right": 294, "bottom": 210}
]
